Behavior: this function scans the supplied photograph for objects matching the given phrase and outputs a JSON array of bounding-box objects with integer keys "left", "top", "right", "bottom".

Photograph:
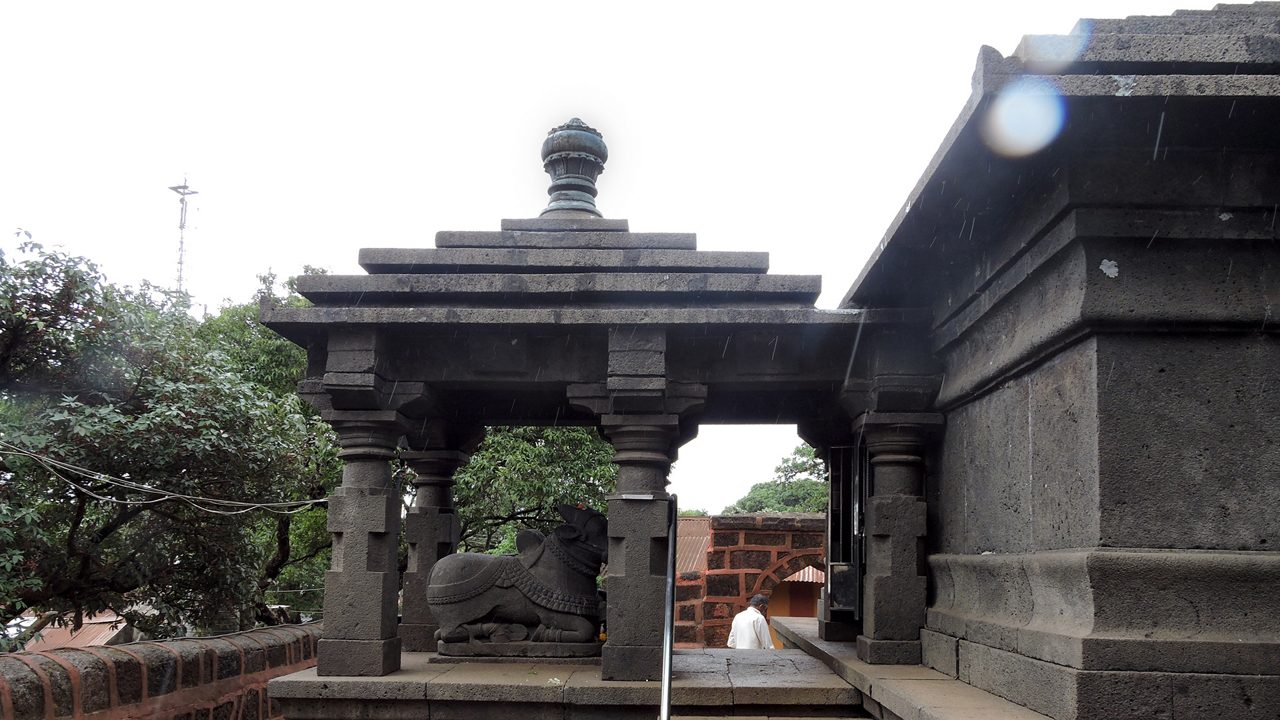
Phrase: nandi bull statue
[{"left": 426, "top": 504, "right": 607, "bottom": 657}]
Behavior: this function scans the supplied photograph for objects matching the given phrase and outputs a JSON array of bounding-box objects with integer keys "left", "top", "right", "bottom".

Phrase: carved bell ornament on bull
[{"left": 540, "top": 117, "right": 608, "bottom": 217}]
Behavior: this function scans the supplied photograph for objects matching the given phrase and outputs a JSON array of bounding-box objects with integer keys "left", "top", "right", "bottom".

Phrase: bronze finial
[{"left": 540, "top": 118, "right": 608, "bottom": 217}]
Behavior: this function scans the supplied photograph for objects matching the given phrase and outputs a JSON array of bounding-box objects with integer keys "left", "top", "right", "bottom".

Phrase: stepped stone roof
[
  {"left": 261, "top": 119, "right": 918, "bottom": 428},
  {"left": 265, "top": 213, "right": 875, "bottom": 337}
]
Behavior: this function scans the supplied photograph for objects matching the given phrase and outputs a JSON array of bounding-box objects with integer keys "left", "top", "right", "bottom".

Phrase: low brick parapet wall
[{"left": 0, "top": 624, "right": 320, "bottom": 720}]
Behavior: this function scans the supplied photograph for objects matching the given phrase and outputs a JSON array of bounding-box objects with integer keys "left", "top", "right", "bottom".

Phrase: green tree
[
  {"left": 452, "top": 426, "right": 617, "bottom": 554},
  {"left": 772, "top": 444, "right": 825, "bottom": 483},
  {"left": 721, "top": 444, "right": 828, "bottom": 514},
  {"left": 0, "top": 246, "right": 340, "bottom": 641},
  {"left": 678, "top": 508, "right": 709, "bottom": 517},
  {"left": 0, "top": 242, "right": 111, "bottom": 392},
  {"left": 198, "top": 272, "right": 340, "bottom": 624}
]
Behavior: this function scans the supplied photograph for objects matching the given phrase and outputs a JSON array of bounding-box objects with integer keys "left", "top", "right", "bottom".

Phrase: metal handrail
[{"left": 658, "top": 494, "right": 677, "bottom": 720}]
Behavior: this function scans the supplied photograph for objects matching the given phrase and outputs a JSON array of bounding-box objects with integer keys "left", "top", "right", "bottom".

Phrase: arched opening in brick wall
[
  {"left": 672, "top": 513, "right": 825, "bottom": 648},
  {"left": 753, "top": 553, "right": 825, "bottom": 648}
]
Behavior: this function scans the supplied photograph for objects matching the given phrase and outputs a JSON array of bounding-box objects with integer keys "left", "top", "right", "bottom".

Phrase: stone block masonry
[
  {"left": 840, "top": 2, "right": 1280, "bottom": 716},
  {"left": 0, "top": 624, "right": 320, "bottom": 720}
]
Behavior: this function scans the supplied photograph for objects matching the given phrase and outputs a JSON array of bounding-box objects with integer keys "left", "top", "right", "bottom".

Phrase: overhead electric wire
[{"left": 0, "top": 439, "right": 327, "bottom": 515}]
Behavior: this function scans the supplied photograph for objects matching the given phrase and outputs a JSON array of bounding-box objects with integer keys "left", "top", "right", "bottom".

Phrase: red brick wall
[
  {"left": 0, "top": 625, "right": 319, "bottom": 720},
  {"left": 676, "top": 514, "right": 825, "bottom": 648},
  {"left": 673, "top": 571, "right": 706, "bottom": 648}
]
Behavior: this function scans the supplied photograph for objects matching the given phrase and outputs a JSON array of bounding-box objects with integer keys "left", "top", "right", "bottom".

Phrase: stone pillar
[
  {"left": 318, "top": 413, "right": 404, "bottom": 676},
  {"left": 600, "top": 416, "right": 677, "bottom": 681},
  {"left": 398, "top": 447, "right": 468, "bottom": 651},
  {"left": 857, "top": 414, "right": 936, "bottom": 665}
]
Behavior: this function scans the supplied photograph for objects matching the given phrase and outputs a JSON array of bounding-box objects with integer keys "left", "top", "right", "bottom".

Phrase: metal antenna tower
[{"left": 168, "top": 178, "right": 199, "bottom": 292}]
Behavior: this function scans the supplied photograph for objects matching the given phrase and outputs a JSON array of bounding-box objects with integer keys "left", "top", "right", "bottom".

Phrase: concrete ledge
[{"left": 773, "top": 616, "right": 1049, "bottom": 720}]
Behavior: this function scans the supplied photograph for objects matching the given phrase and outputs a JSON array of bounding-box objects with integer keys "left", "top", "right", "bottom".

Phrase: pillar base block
[
  {"left": 856, "top": 636, "right": 921, "bottom": 665},
  {"left": 601, "top": 643, "right": 662, "bottom": 681},
  {"left": 398, "top": 623, "right": 439, "bottom": 652},
  {"left": 317, "top": 637, "right": 402, "bottom": 676},
  {"left": 818, "top": 619, "right": 860, "bottom": 642}
]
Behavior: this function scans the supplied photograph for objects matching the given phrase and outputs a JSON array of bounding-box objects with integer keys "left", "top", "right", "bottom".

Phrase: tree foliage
[
  {"left": 0, "top": 243, "right": 111, "bottom": 392},
  {"left": 452, "top": 426, "right": 617, "bottom": 554},
  {"left": 0, "top": 245, "right": 618, "bottom": 645},
  {"left": 772, "top": 444, "right": 825, "bottom": 483},
  {"left": 0, "top": 247, "right": 340, "bottom": 643},
  {"left": 721, "top": 444, "right": 828, "bottom": 514}
]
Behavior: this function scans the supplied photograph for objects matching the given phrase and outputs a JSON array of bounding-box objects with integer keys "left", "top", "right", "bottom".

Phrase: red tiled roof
[
  {"left": 25, "top": 612, "right": 131, "bottom": 651},
  {"left": 781, "top": 565, "right": 825, "bottom": 583},
  {"left": 676, "top": 516, "right": 711, "bottom": 572}
]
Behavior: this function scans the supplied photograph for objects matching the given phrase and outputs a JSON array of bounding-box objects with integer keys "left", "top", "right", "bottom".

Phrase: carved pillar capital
[
  {"left": 601, "top": 416, "right": 678, "bottom": 496},
  {"left": 401, "top": 449, "right": 469, "bottom": 506},
  {"left": 328, "top": 411, "right": 406, "bottom": 462},
  {"left": 864, "top": 426, "right": 928, "bottom": 458}
]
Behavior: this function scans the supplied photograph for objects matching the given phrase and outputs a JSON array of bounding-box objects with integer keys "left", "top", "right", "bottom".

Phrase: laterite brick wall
[
  {"left": 675, "top": 514, "right": 825, "bottom": 648},
  {"left": 0, "top": 624, "right": 320, "bottom": 720},
  {"left": 674, "top": 571, "right": 707, "bottom": 647}
]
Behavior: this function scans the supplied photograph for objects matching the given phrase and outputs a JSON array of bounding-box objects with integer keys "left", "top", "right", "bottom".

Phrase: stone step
[
  {"left": 1016, "top": 31, "right": 1280, "bottom": 72},
  {"left": 1183, "top": 3, "right": 1280, "bottom": 15},
  {"left": 261, "top": 305, "right": 871, "bottom": 340},
  {"left": 293, "top": 272, "right": 820, "bottom": 305},
  {"left": 772, "top": 617, "right": 1051, "bottom": 720},
  {"left": 670, "top": 712, "right": 870, "bottom": 717},
  {"left": 269, "top": 650, "right": 868, "bottom": 720},
  {"left": 359, "top": 247, "right": 770, "bottom": 275},
  {"left": 1079, "top": 13, "right": 1280, "bottom": 36},
  {"left": 501, "top": 217, "right": 630, "bottom": 232},
  {"left": 436, "top": 230, "right": 698, "bottom": 250}
]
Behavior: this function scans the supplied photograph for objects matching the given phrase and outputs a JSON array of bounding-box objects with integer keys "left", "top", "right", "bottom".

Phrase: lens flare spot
[{"left": 981, "top": 77, "right": 1065, "bottom": 158}]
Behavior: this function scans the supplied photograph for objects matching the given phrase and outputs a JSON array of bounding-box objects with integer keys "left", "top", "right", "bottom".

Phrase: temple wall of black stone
[{"left": 840, "top": 3, "right": 1280, "bottom": 718}]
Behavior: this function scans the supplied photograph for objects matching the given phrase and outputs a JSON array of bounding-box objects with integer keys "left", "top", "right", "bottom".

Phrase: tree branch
[{"left": 3, "top": 611, "right": 61, "bottom": 650}]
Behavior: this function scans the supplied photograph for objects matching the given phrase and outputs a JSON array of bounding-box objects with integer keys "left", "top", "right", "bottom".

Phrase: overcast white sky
[{"left": 1, "top": 0, "right": 1218, "bottom": 513}]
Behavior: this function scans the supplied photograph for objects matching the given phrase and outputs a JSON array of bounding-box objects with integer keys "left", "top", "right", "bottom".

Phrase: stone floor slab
[
  {"left": 773, "top": 617, "right": 1050, "bottom": 720},
  {"left": 271, "top": 646, "right": 865, "bottom": 718},
  {"left": 424, "top": 661, "right": 583, "bottom": 702}
]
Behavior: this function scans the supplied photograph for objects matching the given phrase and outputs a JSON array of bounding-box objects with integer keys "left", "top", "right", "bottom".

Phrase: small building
[{"left": 20, "top": 611, "right": 141, "bottom": 651}]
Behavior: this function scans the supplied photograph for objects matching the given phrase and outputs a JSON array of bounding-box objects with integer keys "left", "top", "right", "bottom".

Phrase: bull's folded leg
[
  {"left": 438, "top": 624, "right": 469, "bottom": 642},
  {"left": 531, "top": 625, "right": 562, "bottom": 642},
  {"left": 532, "top": 615, "right": 596, "bottom": 643},
  {"left": 488, "top": 622, "right": 529, "bottom": 643}
]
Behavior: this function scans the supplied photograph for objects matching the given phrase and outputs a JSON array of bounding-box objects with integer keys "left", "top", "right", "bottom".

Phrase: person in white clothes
[{"left": 727, "top": 594, "right": 775, "bottom": 649}]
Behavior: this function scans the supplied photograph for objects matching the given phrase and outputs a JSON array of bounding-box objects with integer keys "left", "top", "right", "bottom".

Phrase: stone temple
[{"left": 255, "top": 4, "right": 1280, "bottom": 719}]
